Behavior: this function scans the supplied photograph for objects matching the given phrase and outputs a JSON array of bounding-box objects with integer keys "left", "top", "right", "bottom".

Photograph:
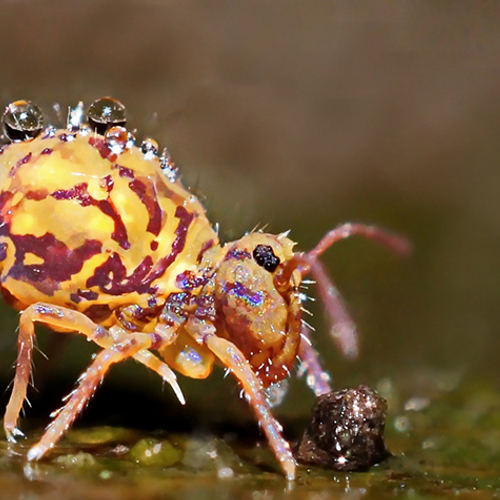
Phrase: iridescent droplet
[
  {"left": 160, "top": 148, "right": 179, "bottom": 183},
  {"left": 104, "top": 126, "right": 135, "bottom": 155},
  {"left": 140, "top": 137, "right": 159, "bottom": 159}
]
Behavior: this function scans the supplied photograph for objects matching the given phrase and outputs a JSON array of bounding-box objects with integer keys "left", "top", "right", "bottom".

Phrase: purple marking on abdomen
[
  {"left": 26, "top": 189, "right": 49, "bottom": 201},
  {"left": 128, "top": 178, "right": 162, "bottom": 236},
  {"left": 88, "top": 136, "right": 117, "bottom": 162},
  {"left": 51, "top": 182, "right": 130, "bottom": 249},
  {"left": 116, "top": 165, "right": 134, "bottom": 178},
  {"left": 10, "top": 153, "right": 32, "bottom": 177},
  {"left": 70, "top": 288, "right": 99, "bottom": 304},
  {"left": 8, "top": 234, "right": 102, "bottom": 295},
  {"left": 0, "top": 191, "right": 14, "bottom": 236},
  {"left": 145, "top": 205, "right": 193, "bottom": 284},
  {"left": 102, "top": 175, "right": 114, "bottom": 193},
  {"left": 86, "top": 253, "right": 155, "bottom": 295},
  {"left": 0, "top": 242, "right": 7, "bottom": 262},
  {"left": 97, "top": 199, "right": 130, "bottom": 250},
  {"left": 197, "top": 239, "right": 215, "bottom": 263}
]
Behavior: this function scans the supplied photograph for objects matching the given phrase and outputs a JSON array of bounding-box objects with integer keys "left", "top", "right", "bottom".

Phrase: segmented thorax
[{"left": 0, "top": 124, "right": 218, "bottom": 329}]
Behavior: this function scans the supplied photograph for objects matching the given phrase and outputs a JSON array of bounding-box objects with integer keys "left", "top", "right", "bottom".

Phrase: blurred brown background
[{"left": 0, "top": 1, "right": 498, "bottom": 429}]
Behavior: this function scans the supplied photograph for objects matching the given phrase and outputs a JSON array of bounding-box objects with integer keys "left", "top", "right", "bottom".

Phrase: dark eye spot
[
  {"left": 253, "top": 244, "right": 280, "bottom": 273},
  {"left": 3, "top": 100, "right": 44, "bottom": 142},
  {"left": 87, "top": 97, "right": 126, "bottom": 135}
]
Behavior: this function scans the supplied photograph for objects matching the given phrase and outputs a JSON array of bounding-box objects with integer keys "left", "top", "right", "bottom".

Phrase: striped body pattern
[
  {"left": 0, "top": 130, "right": 217, "bottom": 321},
  {"left": 0, "top": 99, "right": 409, "bottom": 480}
]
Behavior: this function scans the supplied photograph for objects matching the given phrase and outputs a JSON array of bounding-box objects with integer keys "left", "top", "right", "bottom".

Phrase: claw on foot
[
  {"left": 284, "top": 460, "right": 296, "bottom": 481},
  {"left": 26, "top": 443, "right": 46, "bottom": 462},
  {"left": 6, "top": 427, "right": 25, "bottom": 443}
]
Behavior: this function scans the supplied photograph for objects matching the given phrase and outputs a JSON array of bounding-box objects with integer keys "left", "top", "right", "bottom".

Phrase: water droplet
[
  {"left": 78, "top": 124, "right": 92, "bottom": 136},
  {"left": 3, "top": 100, "right": 44, "bottom": 142},
  {"left": 264, "top": 379, "right": 289, "bottom": 408},
  {"left": 140, "top": 137, "right": 159, "bottom": 159},
  {"left": 42, "top": 126, "right": 56, "bottom": 139},
  {"left": 88, "top": 97, "right": 126, "bottom": 135},
  {"left": 160, "top": 147, "right": 179, "bottom": 182},
  {"left": 104, "top": 126, "right": 135, "bottom": 155}
]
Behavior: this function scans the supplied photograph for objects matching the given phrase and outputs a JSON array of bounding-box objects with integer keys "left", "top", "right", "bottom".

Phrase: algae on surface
[{"left": 1, "top": 373, "right": 500, "bottom": 500}]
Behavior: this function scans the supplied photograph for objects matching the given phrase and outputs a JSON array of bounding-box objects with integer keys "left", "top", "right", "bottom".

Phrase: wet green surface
[
  {"left": 0, "top": 375, "right": 499, "bottom": 499},
  {"left": 0, "top": 1, "right": 500, "bottom": 499}
]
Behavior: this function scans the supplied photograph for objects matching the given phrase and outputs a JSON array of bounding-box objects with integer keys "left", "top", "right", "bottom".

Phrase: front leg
[{"left": 187, "top": 318, "right": 296, "bottom": 480}]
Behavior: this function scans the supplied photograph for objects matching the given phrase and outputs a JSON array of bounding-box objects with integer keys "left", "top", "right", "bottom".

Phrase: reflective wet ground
[{"left": 2, "top": 373, "right": 500, "bottom": 499}]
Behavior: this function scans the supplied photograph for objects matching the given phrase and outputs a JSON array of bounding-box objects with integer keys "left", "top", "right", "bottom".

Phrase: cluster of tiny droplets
[
  {"left": 1, "top": 99, "right": 181, "bottom": 185},
  {"left": 160, "top": 148, "right": 179, "bottom": 183},
  {"left": 65, "top": 101, "right": 180, "bottom": 183},
  {"left": 42, "top": 126, "right": 56, "bottom": 139}
]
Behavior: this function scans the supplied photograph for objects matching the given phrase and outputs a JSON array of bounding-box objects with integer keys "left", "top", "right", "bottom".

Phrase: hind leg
[
  {"left": 26, "top": 334, "right": 146, "bottom": 461},
  {"left": 4, "top": 303, "right": 183, "bottom": 442}
]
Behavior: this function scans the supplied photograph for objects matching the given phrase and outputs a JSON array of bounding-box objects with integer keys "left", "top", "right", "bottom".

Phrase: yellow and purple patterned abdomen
[{"left": 0, "top": 130, "right": 218, "bottom": 326}]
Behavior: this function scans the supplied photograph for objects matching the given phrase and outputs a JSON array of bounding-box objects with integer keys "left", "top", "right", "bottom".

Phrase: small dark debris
[{"left": 295, "top": 385, "right": 390, "bottom": 471}]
